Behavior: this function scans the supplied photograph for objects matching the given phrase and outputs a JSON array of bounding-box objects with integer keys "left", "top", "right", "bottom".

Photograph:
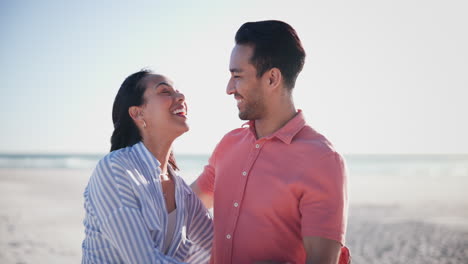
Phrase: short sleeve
[
  {"left": 196, "top": 143, "right": 220, "bottom": 197},
  {"left": 299, "top": 152, "right": 348, "bottom": 244}
]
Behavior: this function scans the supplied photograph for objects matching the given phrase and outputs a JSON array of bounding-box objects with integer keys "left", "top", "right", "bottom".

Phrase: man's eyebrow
[{"left": 229, "top": 68, "right": 243, "bottom": 73}]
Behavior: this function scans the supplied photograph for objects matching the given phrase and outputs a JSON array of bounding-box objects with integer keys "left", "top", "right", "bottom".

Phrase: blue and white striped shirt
[{"left": 82, "top": 142, "right": 213, "bottom": 263}]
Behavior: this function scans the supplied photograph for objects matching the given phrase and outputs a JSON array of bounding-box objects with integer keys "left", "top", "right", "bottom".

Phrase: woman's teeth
[{"left": 172, "top": 108, "right": 186, "bottom": 115}]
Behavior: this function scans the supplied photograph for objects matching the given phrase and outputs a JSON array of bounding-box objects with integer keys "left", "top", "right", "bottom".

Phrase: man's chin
[
  {"left": 238, "top": 112, "right": 249, "bottom": 121},
  {"left": 239, "top": 108, "right": 261, "bottom": 121}
]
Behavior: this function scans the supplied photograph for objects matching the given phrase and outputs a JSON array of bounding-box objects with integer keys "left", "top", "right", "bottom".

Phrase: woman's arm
[{"left": 183, "top": 191, "right": 214, "bottom": 263}]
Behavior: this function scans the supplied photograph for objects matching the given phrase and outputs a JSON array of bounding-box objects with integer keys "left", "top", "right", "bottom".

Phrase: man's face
[{"left": 226, "top": 44, "right": 266, "bottom": 120}]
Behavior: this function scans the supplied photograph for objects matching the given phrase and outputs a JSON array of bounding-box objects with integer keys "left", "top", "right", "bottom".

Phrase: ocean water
[
  {"left": 345, "top": 154, "right": 468, "bottom": 206},
  {"left": 0, "top": 153, "right": 209, "bottom": 184},
  {"left": 1, "top": 153, "right": 467, "bottom": 205},
  {"left": 0, "top": 153, "right": 104, "bottom": 170}
]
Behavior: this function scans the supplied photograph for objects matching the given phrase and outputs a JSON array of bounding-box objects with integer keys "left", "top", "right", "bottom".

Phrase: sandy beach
[
  {"left": 1, "top": 168, "right": 468, "bottom": 263},
  {"left": 0, "top": 168, "right": 91, "bottom": 263}
]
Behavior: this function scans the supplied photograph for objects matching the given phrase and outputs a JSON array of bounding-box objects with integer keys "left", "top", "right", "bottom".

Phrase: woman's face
[{"left": 140, "top": 74, "right": 189, "bottom": 138}]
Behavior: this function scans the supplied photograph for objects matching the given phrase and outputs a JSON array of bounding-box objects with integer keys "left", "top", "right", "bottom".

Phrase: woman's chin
[{"left": 174, "top": 124, "right": 190, "bottom": 137}]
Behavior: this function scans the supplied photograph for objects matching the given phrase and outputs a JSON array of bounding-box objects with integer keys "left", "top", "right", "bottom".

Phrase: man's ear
[
  {"left": 128, "top": 106, "right": 142, "bottom": 122},
  {"left": 267, "top": 67, "right": 282, "bottom": 90}
]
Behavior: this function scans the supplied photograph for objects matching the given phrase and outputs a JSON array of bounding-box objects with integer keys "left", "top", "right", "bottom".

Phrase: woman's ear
[
  {"left": 129, "top": 106, "right": 147, "bottom": 128},
  {"left": 128, "top": 106, "right": 142, "bottom": 122}
]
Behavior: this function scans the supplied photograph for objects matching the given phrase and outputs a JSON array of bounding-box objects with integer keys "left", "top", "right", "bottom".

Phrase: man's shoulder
[
  {"left": 209, "top": 126, "right": 253, "bottom": 156},
  {"left": 220, "top": 126, "right": 252, "bottom": 141},
  {"left": 227, "top": 125, "right": 251, "bottom": 136},
  {"left": 293, "top": 125, "right": 340, "bottom": 157}
]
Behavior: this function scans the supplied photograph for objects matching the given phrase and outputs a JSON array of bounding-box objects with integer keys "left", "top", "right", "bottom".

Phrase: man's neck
[{"left": 254, "top": 102, "right": 297, "bottom": 139}]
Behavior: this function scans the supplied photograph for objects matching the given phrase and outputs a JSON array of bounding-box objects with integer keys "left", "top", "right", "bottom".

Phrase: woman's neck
[{"left": 142, "top": 137, "right": 173, "bottom": 177}]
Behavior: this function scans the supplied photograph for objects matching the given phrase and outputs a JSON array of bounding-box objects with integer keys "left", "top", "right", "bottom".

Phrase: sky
[{"left": 1, "top": 0, "right": 467, "bottom": 155}]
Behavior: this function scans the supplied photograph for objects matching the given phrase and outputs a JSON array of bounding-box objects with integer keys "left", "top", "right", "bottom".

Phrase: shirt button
[
  {"left": 234, "top": 202, "right": 239, "bottom": 207},
  {"left": 242, "top": 171, "right": 247, "bottom": 176},
  {"left": 255, "top": 144, "right": 260, "bottom": 148},
  {"left": 226, "top": 234, "right": 232, "bottom": 239}
]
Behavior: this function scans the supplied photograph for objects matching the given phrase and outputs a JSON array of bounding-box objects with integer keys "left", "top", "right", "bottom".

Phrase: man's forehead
[
  {"left": 232, "top": 44, "right": 253, "bottom": 58},
  {"left": 230, "top": 45, "right": 255, "bottom": 71}
]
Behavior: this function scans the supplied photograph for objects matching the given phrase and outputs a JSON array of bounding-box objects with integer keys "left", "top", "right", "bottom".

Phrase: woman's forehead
[{"left": 145, "top": 74, "right": 174, "bottom": 88}]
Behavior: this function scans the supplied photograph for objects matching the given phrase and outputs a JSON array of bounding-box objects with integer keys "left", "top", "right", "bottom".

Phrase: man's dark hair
[{"left": 235, "top": 20, "right": 306, "bottom": 89}]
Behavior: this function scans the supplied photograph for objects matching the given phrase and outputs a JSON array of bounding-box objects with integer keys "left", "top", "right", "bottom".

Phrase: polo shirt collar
[{"left": 244, "top": 109, "right": 306, "bottom": 144}]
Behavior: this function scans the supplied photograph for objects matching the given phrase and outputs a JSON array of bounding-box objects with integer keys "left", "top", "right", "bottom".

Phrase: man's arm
[
  {"left": 190, "top": 139, "right": 221, "bottom": 210},
  {"left": 255, "top": 236, "right": 341, "bottom": 264},
  {"left": 300, "top": 152, "right": 347, "bottom": 263},
  {"left": 190, "top": 180, "right": 214, "bottom": 209},
  {"left": 254, "top": 236, "right": 341, "bottom": 264},
  {"left": 303, "top": 236, "right": 341, "bottom": 264}
]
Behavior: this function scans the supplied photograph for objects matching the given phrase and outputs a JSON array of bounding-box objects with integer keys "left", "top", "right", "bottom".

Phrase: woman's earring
[{"left": 143, "top": 121, "right": 147, "bottom": 128}]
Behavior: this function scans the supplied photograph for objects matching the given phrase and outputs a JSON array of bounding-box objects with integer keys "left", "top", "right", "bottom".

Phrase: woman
[{"left": 82, "top": 70, "right": 213, "bottom": 263}]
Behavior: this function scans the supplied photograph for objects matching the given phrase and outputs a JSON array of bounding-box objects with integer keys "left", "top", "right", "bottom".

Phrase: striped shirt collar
[
  {"left": 130, "top": 141, "right": 189, "bottom": 255},
  {"left": 133, "top": 141, "right": 161, "bottom": 171},
  {"left": 132, "top": 141, "right": 190, "bottom": 197}
]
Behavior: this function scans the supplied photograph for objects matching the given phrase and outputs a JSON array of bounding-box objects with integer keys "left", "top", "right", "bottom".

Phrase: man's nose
[{"left": 226, "top": 78, "right": 235, "bottom": 95}]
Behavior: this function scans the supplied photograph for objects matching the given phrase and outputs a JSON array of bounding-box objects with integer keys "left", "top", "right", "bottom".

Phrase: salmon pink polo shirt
[{"left": 197, "top": 110, "right": 348, "bottom": 264}]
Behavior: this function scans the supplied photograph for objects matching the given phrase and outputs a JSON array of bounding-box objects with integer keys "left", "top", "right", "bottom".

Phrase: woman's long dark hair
[{"left": 110, "top": 69, "right": 179, "bottom": 170}]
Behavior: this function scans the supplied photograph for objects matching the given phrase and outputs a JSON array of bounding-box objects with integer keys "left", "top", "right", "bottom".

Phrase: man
[{"left": 191, "top": 20, "right": 349, "bottom": 264}]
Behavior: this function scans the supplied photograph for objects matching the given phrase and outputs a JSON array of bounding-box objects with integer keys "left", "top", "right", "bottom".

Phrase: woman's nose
[{"left": 175, "top": 91, "right": 185, "bottom": 101}]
